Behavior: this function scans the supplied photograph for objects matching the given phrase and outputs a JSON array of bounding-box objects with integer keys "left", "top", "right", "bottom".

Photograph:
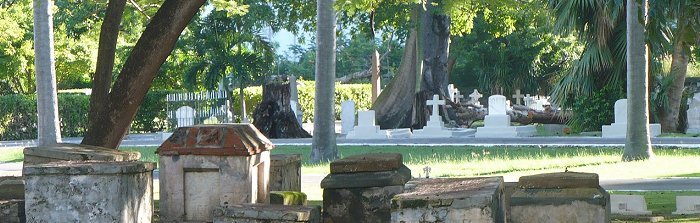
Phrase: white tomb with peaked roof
[
  {"left": 602, "top": 99, "right": 661, "bottom": 138},
  {"left": 346, "top": 110, "right": 388, "bottom": 139},
  {"left": 412, "top": 95, "right": 452, "bottom": 138},
  {"left": 475, "top": 95, "right": 536, "bottom": 138}
]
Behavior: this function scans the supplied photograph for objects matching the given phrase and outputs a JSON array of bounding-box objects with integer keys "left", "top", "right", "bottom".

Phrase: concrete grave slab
[
  {"left": 346, "top": 110, "right": 388, "bottom": 139},
  {"left": 673, "top": 196, "right": 700, "bottom": 215},
  {"left": 0, "top": 176, "right": 23, "bottom": 200},
  {"left": 611, "top": 195, "right": 652, "bottom": 215},
  {"left": 23, "top": 143, "right": 140, "bottom": 166},
  {"left": 330, "top": 153, "right": 402, "bottom": 174},
  {"left": 213, "top": 203, "right": 321, "bottom": 223}
]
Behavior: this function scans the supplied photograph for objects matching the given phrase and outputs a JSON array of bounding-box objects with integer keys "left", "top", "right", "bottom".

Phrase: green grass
[
  {"left": 0, "top": 148, "right": 23, "bottom": 163},
  {"left": 610, "top": 191, "right": 700, "bottom": 222}
]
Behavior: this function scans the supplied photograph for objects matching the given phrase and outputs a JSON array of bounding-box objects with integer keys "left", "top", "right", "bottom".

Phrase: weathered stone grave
[
  {"left": 157, "top": 124, "right": 274, "bottom": 222},
  {"left": 213, "top": 203, "right": 321, "bottom": 223},
  {"left": 611, "top": 195, "right": 652, "bottom": 215},
  {"left": 476, "top": 95, "right": 536, "bottom": 138},
  {"left": 673, "top": 196, "right": 700, "bottom": 215},
  {"left": 24, "top": 161, "right": 155, "bottom": 222},
  {"left": 510, "top": 172, "right": 610, "bottom": 223},
  {"left": 270, "top": 154, "right": 301, "bottom": 192},
  {"left": 413, "top": 95, "right": 452, "bottom": 138},
  {"left": 321, "top": 153, "right": 412, "bottom": 222},
  {"left": 346, "top": 110, "right": 388, "bottom": 139},
  {"left": 341, "top": 100, "right": 356, "bottom": 134},
  {"left": 0, "top": 176, "right": 24, "bottom": 223},
  {"left": 391, "top": 177, "right": 506, "bottom": 223},
  {"left": 23, "top": 143, "right": 140, "bottom": 166},
  {"left": 602, "top": 99, "right": 661, "bottom": 138},
  {"left": 687, "top": 93, "right": 700, "bottom": 134}
]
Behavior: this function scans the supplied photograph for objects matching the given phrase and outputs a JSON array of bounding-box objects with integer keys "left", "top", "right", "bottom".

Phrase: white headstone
[
  {"left": 448, "top": 84, "right": 456, "bottom": 102},
  {"left": 476, "top": 94, "right": 536, "bottom": 138},
  {"left": 346, "top": 110, "right": 387, "bottom": 139},
  {"left": 176, "top": 106, "right": 196, "bottom": 127},
  {"left": 686, "top": 93, "right": 700, "bottom": 134},
  {"left": 611, "top": 195, "right": 652, "bottom": 215},
  {"left": 426, "top": 94, "right": 445, "bottom": 122},
  {"left": 614, "top": 99, "right": 627, "bottom": 124},
  {"left": 673, "top": 196, "right": 700, "bottom": 215},
  {"left": 290, "top": 100, "right": 303, "bottom": 125},
  {"left": 469, "top": 89, "right": 483, "bottom": 106},
  {"left": 512, "top": 89, "right": 524, "bottom": 105},
  {"left": 341, "top": 100, "right": 356, "bottom": 134},
  {"left": 488, "top": 95, "right": 507, "bottom": 115},
  {"left": 602, "top": 99, "right": 662, "bottom": 138},
  {"left": 412, "top": 95, "right": 451, "bottom": 138}
]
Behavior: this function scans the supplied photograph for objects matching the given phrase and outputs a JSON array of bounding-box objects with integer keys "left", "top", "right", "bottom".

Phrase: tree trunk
[
  {"left": 87, "top": 0, "right": 127, "bottom": 140},
  {"left": 623, "top": 0, "right": 653, "bottom": 161},
  {"left": 81, "top": 0, "right": 205, "bottom": 149},
  {"left": 659, "top": 24, "right": 690, "bottom": 133},
  {"left": 252, "top": 83, "right": 311, "bottom": 138},
  {"left": 310, "top": 0, "right": 338, "bottom": 163},
  {"left": 417, "top": 0, "right": 452, "bottom": 127},
  {"left": 33, "top": 0, "right": 61, "bottom": 145},
  {"left": 454, "top": 104, "right": 570, "bottom": 127}
]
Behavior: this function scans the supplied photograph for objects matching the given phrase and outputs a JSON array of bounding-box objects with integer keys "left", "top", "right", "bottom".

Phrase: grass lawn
[{"left": 610, "top": 191, "right": 700, "bottom": 222}]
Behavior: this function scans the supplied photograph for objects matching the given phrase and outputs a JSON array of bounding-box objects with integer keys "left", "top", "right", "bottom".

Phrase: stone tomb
[
  {"left": 602, "top": 99, "right": 661, "bottom": 138},
  {"left": 23, "top": 143, "right": 140, "bottom": 166},
  {"left": 0, "top": 176, "right": 24, "bottom": 223},
  {"left": 24, "top": 161, "right": 155, "bottom": 223},
  {"left": 346, "top": 110, "right": 388, "bottom": 139},
  {"left": 157, "top": 124, "right": 274, "bottom": 222},
  {"left": 269, "top": 154, "right": 301, "bottom": 192},
  {"left": 391, "top": 177, "right": 506, "bottom": 223},
  {"left": 321, "top": 153, "right": 412, "bottom": 222},
  {"left": 413, "top": 95, "right": 452, "bottom": 138},
  {"left": 510, "top": 172, "right": 610, "bottom": 223},
  {"left": 611, "top": 195, "right": 652, "bottom": 215},
  {"left": 213, "top": 203, "right": 321, "bottom": 223},
  {"left": 476, "top": 95, "right": 536, "bottom": 138},
  {"left": 673, "top": 196, "right": 700, "bottom": 215}
]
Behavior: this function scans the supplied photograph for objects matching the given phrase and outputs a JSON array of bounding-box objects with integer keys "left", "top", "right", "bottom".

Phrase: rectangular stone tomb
[
  {"left": 611, "top": 195, "right": 652, "bottom": 215},
  {"left": 24, "top": 161, "right": 155, "bottom": 223},
  {"left": 270, "top": 154, "right": 301, "bottom": 192},
  {"left": 23, "top": 143, "right": 140, "bottom": 166},
  {"left": 510, "top": 172, "right": 610, "bottom": 223},
  {"left": 391, "top": 177, "right": 506, "bottom": 223},
  {"left": 322, "top": 153, "right": 412, "bottom": 222},
  {"left": 0, "top": 200, "right": 24, "bottom": 223},
  {"left": 212, "top": 203, "right": 321, "bottom": 223},
  {"left": 673, "top": 196, "right": 700, "bottom": 215},
  {"left": 157, "top": 124, "right": 274, "bottom": 223}
]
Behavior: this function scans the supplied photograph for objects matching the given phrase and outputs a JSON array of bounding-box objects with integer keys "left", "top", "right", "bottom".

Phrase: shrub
[{"left": 568, "top": 85, "right": 625, "bottom": 132}]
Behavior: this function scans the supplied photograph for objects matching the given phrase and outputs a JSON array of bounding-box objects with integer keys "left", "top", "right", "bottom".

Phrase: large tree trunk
[
  {"left": 310, "top": 0, "right": 338, "bottom": 163},
  {"left": 659, "top": 22, "right": 691, "bottom": 133},
  {"left": 33, "top": 0, "right": 61, "bottom": 145},
  {"left": 81, "top": 0, "right": 205, "bottom": 149},
  {"left": 418, "top": 0, "right": 452, "bottom": 127},
  {"left": 623, "top": 0, "right": 653, "bottom": 161},
  {"left": 454, "top": 104, "right": 571, "bottom": 127},
  {"left": 252, "top": 83, "right": 311, "bottom": 138}
]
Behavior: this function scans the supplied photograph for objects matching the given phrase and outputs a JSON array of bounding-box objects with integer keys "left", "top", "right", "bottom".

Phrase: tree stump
[{"left": 252, "top": 83, "right": 311, "bottom": 138}]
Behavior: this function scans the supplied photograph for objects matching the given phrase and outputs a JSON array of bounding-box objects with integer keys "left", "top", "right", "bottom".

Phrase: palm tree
[
  {"left": 310, "top": 0, "right": 338, "bottom": 163},
  {"left": 33, "top": 0, "right": 61, "bottom": 145}
]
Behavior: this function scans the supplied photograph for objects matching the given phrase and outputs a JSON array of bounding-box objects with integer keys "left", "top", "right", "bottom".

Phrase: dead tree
[
  {"left": 252, "top": 83, "right": 311, "bottom": 138},
  {"left": 453, "top": 103, "right": 571, "bottom": 127}
]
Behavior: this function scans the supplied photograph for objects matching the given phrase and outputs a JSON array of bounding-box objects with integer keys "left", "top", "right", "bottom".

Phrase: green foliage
[
  {"left": 0, "top": 94, "right": 38, "bottom": 140},
  {"left": 57, "top": 94, "right": 90, "bottom": 137},
  {"left": 568, "top": 85, "right": 625, "bottom": 132},
  {"left": 132, "top": 90, "right": 176, "bottom": 133}
]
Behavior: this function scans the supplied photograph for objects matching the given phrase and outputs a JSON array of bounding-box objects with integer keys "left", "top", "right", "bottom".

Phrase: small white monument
[
  {"left": 469, "top": 89, "right": 483, "bottom": 106},
  {"left": 412, "top": 95, "right": 452, "bottom": 138},
  {"left": 512, "top": 89, "right": 525, "bottom": 105},
  {"left": 686, "top": 93, "right": 700, "bottom": 134},
  {"left": 673, "top": 196, "right": 700, "bottom": 215},
  {"left": 346, "top": 110, "right": 388, "bottom": 139},
  {"left": 454, "top": 90, "right": 464, "bottom": 104},
  {"left": 475, "top": 95, "right": 536, "bottom": 138},
  {"left": 448, "top": 84, "right": 456, "bottom": 102},
  {"left": 340, "top": 100, "right": 356, "bottom": 134},
  {"left": 602, "top": 99, "right": 661, "bottom": 138},
  {"left": 175, "top": 106, "right": 196, "bottom": 127},
  {"left": 611, "top": 195, "right": 652, "bottom": 215}
]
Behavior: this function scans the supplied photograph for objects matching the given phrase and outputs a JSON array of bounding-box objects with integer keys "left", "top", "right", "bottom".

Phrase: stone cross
[
  {"left": 423, "top": 166, "right": 431, "bottom": 179},
  {"left": 512, "top": 89, "right": 524, "bottom": 105},
  {"left": 454, "top": 91, "right": 464, "bottom": 104},
  {"left": 426, "top": 95, "right": 445, "bottom": 117},
  {"left": 469, "top": 89, "right": 483, "bottom": 105}
]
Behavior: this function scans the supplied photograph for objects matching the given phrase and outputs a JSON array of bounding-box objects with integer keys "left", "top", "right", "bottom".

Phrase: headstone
[
  {"left": 673, "top": 196, "right": 700, "bottom": 215},
  {"left": 270, "top": 154, "right": 301, "bottom": 192},
  {"left": 686, "top": 93, "right": 700, "bottom": 134},
  {"left": 476, "top": 95, "right": 536, "bottom": 138},
  {"left": 391, "top": 177, "right": 506, "bottom": 223},
  {"left": 23, "top": 143, "right": 140, "bottom": 166},
  {"left": 346, "top": 110, "right": 388, "bottom": 139},
  {"left": 290, "top": 100, "right": 303, "bottom": 125},
  {"left": 602, "top": 99, "right": 662, "bottom": 138},
  {"left": 24, "top": 161, "right": 155, "bottom": 222},
  {"left": 512, "top": 89, "right": 525, "bottom": 105},
  {"left": 524, "top": 94, "right": 534, "bottom": 108},
  {"left": 611, "top": 195, "right": 652, "bottom": 215},
  {"left": 176, "top": 106, "right": 196, "bottom": 127},
  {"left": 371, "top": 51, "right": 381, "bottom": 103},
  {"left": 413, "top": 95, "right": 452, "bottom": 138},
  {"left": 454, "top": 89, "right": 464, "bottom": 104},
  {"left": 510, "top": 172, "right": 610, "bottom": 223},
  {"left": 157, "top": 124, "right": 274, "bottom": 222},
  {"left": 213, "top": 204, "right": 321, "bottom": 223},
  {"left": 321, "top": 153, "right": 412, "bottom": 222},
  {"left": 340, "top": 100, "right": 356, "bottom": 134},
  {"left": 448, "top": 84, "right": 456, "bottom": 102},
  {"left": 289, "top": 75, "right": 299, "bottom": 102},
  {"left": 469, "top": 89, "right": 483, "bottom": 106}
]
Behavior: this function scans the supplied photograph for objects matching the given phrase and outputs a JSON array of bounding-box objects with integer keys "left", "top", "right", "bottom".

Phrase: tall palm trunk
[
  {"left": 310, "top": 0, "right": 338, "bottom": 163},
  {"left": 33, "top": 0, "right": 61, "bottom": 145},
  {"left": 623, "top": 0, "right": 653, "bottom": 161}
]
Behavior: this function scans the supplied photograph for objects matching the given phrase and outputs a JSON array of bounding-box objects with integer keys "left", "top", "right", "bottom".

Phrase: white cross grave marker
[
  {"left": 426, "top": 94, "right": 445, "bottom": 119},
  {"left": 512, "top": 89, "right": 524, "bottom": 105},
  {"left": 454, "top": 90, "right": 464, "bottom": 104},
  {"left": 469, "top": 89, "right": 483, "bottom": 106}
]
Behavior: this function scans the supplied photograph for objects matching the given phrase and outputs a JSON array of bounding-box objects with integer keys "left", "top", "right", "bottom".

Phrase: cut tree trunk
[
  {"left": 453, "top": 104, "right": 570, "bottom": 127},
  {"left": 252, "top": 83, "right": 311, "bottom": 138}
]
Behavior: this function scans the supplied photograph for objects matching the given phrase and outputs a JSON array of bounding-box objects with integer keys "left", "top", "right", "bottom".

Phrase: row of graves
[{"left": 2, "top": 123, "right": 700, "bottom": 222}]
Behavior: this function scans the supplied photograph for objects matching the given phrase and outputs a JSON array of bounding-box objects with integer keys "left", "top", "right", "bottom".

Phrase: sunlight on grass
[{"left": 0, "top": 148, "right": 23, "bottom": 163}]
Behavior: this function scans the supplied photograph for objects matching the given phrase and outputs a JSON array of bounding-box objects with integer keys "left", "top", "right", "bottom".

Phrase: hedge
[{"left": 0, "top": 82, "right": 372, "bottom": 140}]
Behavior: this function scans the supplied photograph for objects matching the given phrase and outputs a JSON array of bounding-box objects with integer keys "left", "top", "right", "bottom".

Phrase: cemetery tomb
[
  {"left": 687, "top": 93, "right": 700, "bottom": 134},
  {"left": 346, "top": 110, "right": 389, "bottom": 139},
  {"left": 269, "top": 154, "right": 301, "bottom": 192},
  {"left": 476, "top": 95, "right": 536, "bottom": 138},
  {"left": 24, "top": 161, "right": 155, "bottom": 223},
  {"left": 157, "top": 124, "right": 274, "bottom": 222},
  {"left": 510, "top": 172, "right": 610, "bottom": 223},
  {"left": 673, "top": 196, "right": 700, "bottom": 215},
  {"left": 213, "top": 203, "right": 321, "bottom": 223},
  {"left": 322, "top": 153, "right": 412, "bottom": 222},
  {"left": 391, "top": 177, "right": 506, "bottom": 223},
  {"left": 413, "top": 95, "right": 452, "bottom": 138},
  {"left": 23, "top": 143, "right": 140, "bottom": 166},
  {"left": 0, "top": 176, "right": 24, "bottom": 223},
  {"left": 0, "top": 200, "right": 23, "bottom": 223},
  {"left": 602, "top": 99, "right": 661, "bottom": 138},
  {"left": 340, "top": 100, "right": 356, "bottom": 134},
  {"left": 610, "top": 195, "right": 652, "bottom": 215},
  {"left": 469, "top": 89, "right": 483, "bottom": 106}
]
